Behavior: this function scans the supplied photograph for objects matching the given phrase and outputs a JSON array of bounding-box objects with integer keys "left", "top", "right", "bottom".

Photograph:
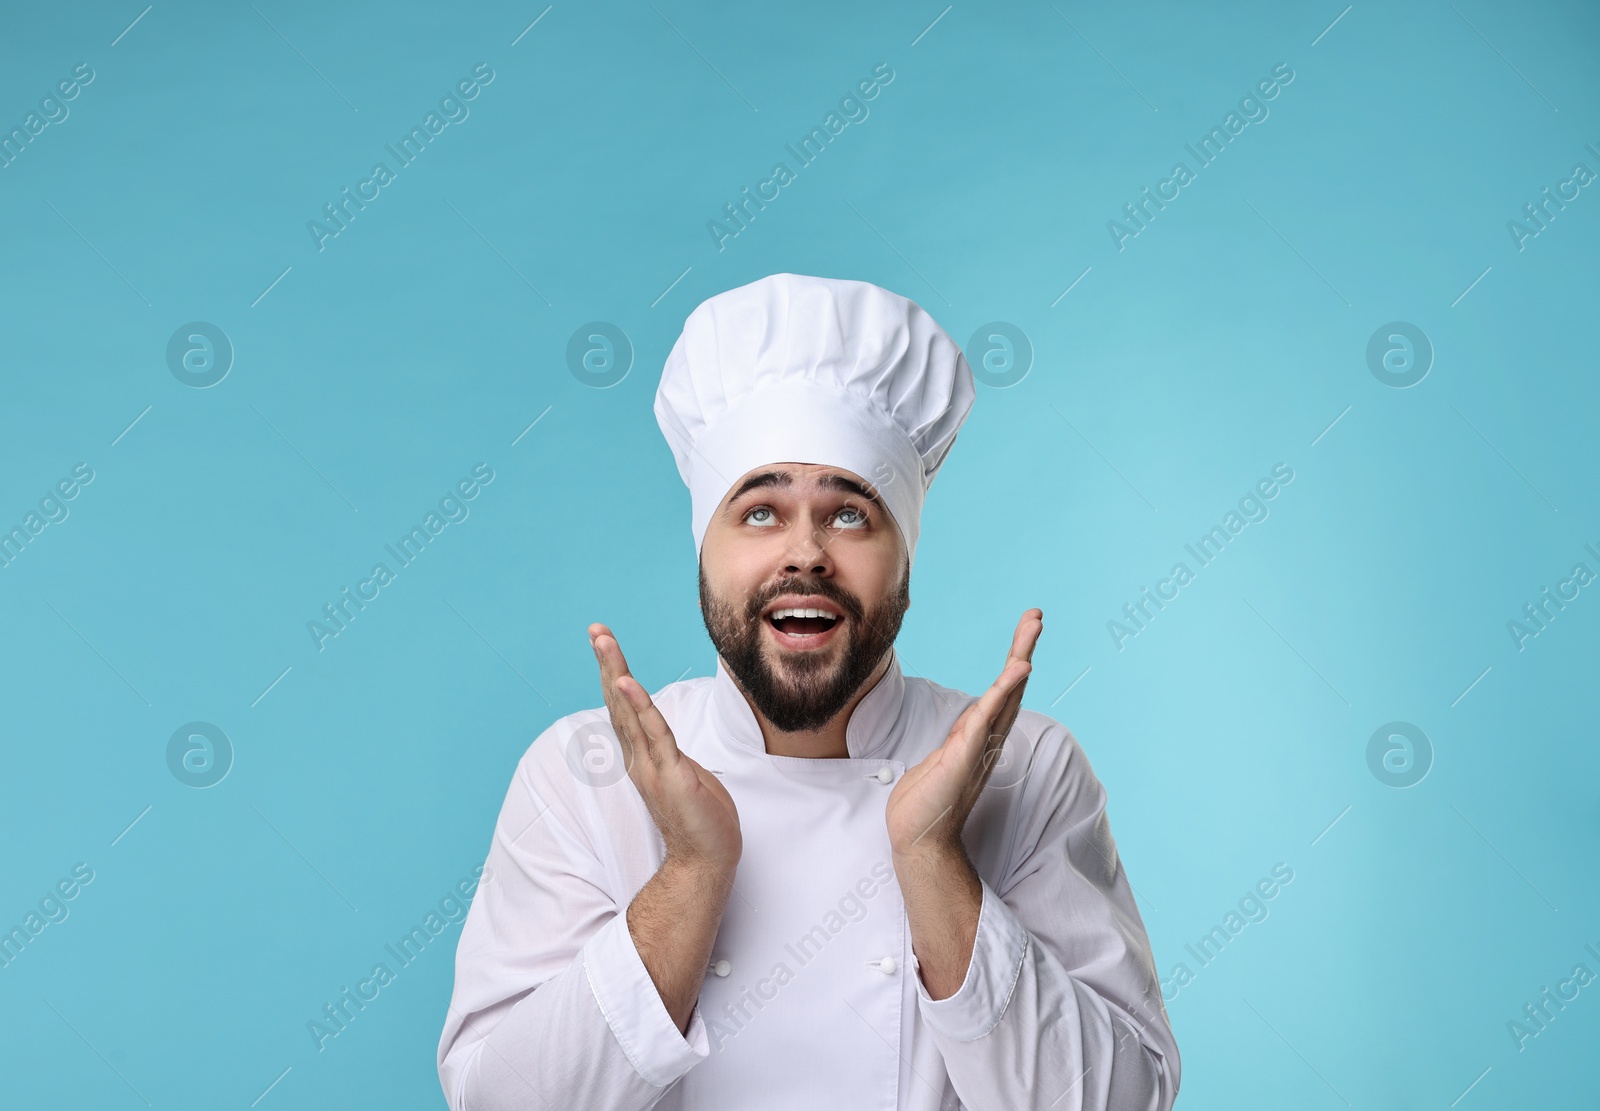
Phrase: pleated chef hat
[{"left": 654, "top": 273, "right": 975, "bottom": 568}]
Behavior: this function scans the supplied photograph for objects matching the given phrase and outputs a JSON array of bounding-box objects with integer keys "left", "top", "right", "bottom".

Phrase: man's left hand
[{"left": 885, "top": 608, "right": 1043, "bottom": 862}]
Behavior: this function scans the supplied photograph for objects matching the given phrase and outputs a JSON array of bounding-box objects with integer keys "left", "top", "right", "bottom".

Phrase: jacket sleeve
[
  {"left": 909, "top": 713, "right": 1180, "bottom": 1111},
  {"left": 437, "top": 725, "right": 711, "bottom": 1110}
]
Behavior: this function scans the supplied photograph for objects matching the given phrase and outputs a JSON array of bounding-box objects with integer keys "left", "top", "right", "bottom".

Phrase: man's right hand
[
  {"left": 589, "top": 623, "right": 742, "bottom": 876},
  {"left": 590, "top": 623, "right": 742, "bottom": 1035}
]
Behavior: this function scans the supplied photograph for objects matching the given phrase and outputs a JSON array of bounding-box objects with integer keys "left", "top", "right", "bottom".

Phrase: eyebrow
[
  {"left": 723, "top": 469, "right": 883, "bottom": 508},
  {"left": 815, "top": 473, "right": 882, "bottom": 506}
]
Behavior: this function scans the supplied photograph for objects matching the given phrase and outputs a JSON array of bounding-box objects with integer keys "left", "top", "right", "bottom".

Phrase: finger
[
  {"left": 610, "top": 676, "right": 705, "bottom": 851},
  {"left": 990, "top": 676, "right": 1031, "bottom": 752},
  {"left": 591, "top": 629, "right": 643, "bottom": 719},
  {"left": 990, "top": 610, "right": 1043, "bottom": 734},
  {"left": 997, "top": 615, "right": 1041, "bottom": 703},
  {"left": 615, "top": 675, "right": 683, "bottom": 769},
  {"left": 986, "top": 666, "right": 1036, "bottom": 753},
  {"left": 979, "top": 657, "right": 1034, "bottom": 746},
  {"left": 977, "top": 612, "right": 1039, "bottom": 719},
  {"left": 589, "top": 625, "right": 652, "bottom": 769},
  {"left": 957, "top": 657, "right": 1031, "bottom": 757},
  {"left": 590, "top": 624, "right": 632, "bottom": 686},
  {"left": 1007, "top": 609, "right": 1044, "bottom": 666},
  {"left": 986, "top": 654, "right": 1033, "bottom": 707},
  {"left": 588, "top": 624, "right": 617, "bottom": 700}
]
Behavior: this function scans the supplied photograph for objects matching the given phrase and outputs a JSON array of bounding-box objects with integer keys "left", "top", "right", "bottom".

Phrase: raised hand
[
  {"left": 885, "top": 609, "right": 1043, "bottom": 861},
  {"left": 589, "top": 623, "right": 742, "bottom": 874}
]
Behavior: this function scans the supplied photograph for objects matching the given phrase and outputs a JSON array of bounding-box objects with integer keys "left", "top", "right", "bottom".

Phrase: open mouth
[
  {"left": 763, "top": 604, "right": 844, "bottom": 650},
  {"left": 767, "top": 607, "right": 840, "bottom": 636}
]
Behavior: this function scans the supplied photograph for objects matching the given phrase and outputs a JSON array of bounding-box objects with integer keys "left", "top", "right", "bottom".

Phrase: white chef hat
[{"left": 654, "top": 272, "right": 975, "bottom": 568}]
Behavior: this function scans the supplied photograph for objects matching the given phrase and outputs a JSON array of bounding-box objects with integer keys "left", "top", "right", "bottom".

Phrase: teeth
[{"left": 770, "top": 607, "right": 837, "bottom": 621}]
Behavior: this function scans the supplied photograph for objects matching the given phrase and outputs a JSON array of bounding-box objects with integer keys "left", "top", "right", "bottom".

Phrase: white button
[
  {"left": 874, "top": 767, "right": 893, "bottom": 784},
  {"left": 869, "top": 956, "right": 897, "bottom": 974},
  {"left": 712, "top": 959, "right": 731, "bottom": 977}
]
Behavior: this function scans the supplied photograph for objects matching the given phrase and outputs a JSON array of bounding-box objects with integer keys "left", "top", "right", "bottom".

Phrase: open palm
[{"left": 885, "top": 609, "right": 1043, "bottom": 858}]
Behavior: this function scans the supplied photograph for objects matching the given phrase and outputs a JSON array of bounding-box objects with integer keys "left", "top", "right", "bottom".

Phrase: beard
[{"left": 699, "top": 564, "right": 909, "bottom": 734}]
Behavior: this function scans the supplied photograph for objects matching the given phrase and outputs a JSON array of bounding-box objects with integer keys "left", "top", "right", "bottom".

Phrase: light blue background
[{"left": 2, "top": 0, "right": 1596, "bottom": 1107}]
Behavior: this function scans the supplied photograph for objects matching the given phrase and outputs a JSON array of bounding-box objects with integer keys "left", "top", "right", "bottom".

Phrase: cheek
[
  {"left": 837, "top": 539, "right": 904, "bottom": 605},
  {"left": 702, "top": 542, "right": 771, "bottom": 607}
]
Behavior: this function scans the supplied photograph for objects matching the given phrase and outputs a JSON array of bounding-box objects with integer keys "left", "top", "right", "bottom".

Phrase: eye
[
  {"left": 832, "top": 506, "right": 868, "bottom": 529},
  {"left": 744, "top": 505, "right": 778, "bottom": 527}
]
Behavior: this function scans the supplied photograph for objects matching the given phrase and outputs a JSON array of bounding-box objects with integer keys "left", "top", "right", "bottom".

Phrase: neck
[{"left": 731, "top": 650, "right": 893, "bottom": 759}]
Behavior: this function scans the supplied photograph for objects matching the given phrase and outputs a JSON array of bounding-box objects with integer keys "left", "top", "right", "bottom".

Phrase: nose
[{"left": 782, "top": 518, "right": 833, "bottom": 576}]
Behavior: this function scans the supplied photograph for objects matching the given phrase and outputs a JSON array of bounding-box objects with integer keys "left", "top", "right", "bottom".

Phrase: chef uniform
[{"left": 437, "top": 274, "right": 1180, "bottom": 1111}]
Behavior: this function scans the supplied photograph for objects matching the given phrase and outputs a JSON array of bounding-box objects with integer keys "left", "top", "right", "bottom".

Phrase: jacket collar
[{"left": 710, "top": 648, "right": 907, "bottom": 760}]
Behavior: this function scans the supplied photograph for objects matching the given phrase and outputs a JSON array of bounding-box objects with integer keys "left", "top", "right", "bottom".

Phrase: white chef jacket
[{"left": 437, "top": 649, "right": 1179, "bottom": 1111}]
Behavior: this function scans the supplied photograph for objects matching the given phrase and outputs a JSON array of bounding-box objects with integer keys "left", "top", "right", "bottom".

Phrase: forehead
[{"left": 719, "top": 463, "right": 877, "bottom": 506}]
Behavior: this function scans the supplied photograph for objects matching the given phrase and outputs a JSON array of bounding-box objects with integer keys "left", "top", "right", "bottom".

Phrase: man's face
[{"left": 699, "top": 462, "right": 910, "bottom": 733}]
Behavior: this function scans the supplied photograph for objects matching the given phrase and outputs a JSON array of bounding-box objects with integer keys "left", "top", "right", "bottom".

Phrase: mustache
[{"left": 743, "top": 576, "right": 865, "bottom": 624}]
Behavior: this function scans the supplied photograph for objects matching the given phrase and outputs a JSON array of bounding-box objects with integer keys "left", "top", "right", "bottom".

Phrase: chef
[{"left": 437, "top": 273, "right": 1180, "bottom": 1110}]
